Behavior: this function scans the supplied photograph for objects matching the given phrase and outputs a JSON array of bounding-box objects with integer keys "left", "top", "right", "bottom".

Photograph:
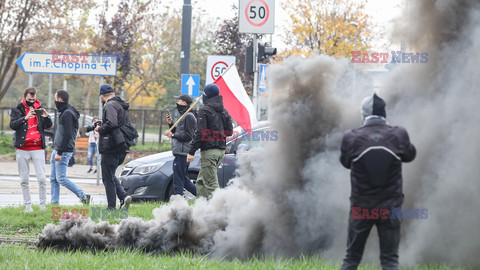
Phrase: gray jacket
[{"left": 170, "top": 112, "right": 196, "bottom": 156}]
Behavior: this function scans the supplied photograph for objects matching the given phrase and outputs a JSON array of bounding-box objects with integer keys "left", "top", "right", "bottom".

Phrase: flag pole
[{"left": 168, "top": 95, "right": 203, "bottom": 131}]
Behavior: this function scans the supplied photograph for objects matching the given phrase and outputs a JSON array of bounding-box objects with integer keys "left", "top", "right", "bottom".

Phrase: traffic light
[
  {"left": 257, "top": 44, "right": 277, "bottom": 62},
  {"left": 245, "top": 45, "right": 254, "bottom": 75},
  {"left": 245, "top": 43, "right": 277, "bottom": 74}
]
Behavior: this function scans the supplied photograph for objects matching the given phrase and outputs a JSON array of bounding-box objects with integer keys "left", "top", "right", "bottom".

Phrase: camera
[{"left": 85, "top": 120, "right": 102, "bottom": 132}]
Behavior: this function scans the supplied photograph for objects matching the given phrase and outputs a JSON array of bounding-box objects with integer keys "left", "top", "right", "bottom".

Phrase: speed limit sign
[
  {"left": 206, "top": 55, "right": 236, "bottom": 85},
  {"left": 239, "top": 0, "right": 275, "bottom": 34}
]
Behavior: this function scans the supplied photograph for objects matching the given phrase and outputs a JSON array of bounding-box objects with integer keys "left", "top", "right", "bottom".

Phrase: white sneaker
[{"left": 24, "top": 205, "right": 33, "bottom": 213}]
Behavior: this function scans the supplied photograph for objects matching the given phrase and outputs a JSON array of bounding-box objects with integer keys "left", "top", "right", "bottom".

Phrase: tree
[
  {"left": 0, "top": 0, "right": 94, "bottom": 105},
  {"left": 282, "top": 0, "right": 372, "bottom": 58},
  {"left": 213, "top": 15, "right": 256, "bottom": 96}
]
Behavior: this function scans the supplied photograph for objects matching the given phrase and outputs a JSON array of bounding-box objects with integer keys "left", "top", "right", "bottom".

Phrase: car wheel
[
  {"left": 45, "top": 134, "right": 54, "bottom": 149},
  {"left": 165, "top": 180, "right": 174, "bottom": 201}
]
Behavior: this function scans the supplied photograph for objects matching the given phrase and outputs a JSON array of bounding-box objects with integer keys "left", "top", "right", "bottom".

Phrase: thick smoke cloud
[{"left": 38, "top": 0, "right": 480, "bottom": 266}]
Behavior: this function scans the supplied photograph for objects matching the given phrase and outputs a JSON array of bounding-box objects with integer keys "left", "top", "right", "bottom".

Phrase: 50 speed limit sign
[
  {"left": 239, "top": 0, "right": 275, "bottom": 34},
  {"left": 206, "top": 55, "right": 236, "bottom": 85}
]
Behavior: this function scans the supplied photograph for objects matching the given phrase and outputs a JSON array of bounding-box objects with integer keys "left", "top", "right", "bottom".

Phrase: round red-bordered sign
[
  {"left": 211, "top": 61, "right": 229, "bottom": 81},
  {"left": 245, "top": 0, "right": 270, "bottom": 27}
]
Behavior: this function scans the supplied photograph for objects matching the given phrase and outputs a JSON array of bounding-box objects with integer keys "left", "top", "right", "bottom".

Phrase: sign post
[
  {"left": 205, "top": 55, "right": 236, "bottom": 85},
  {"left": 181, "top": 74, "right": 200, "bottom": 97}
]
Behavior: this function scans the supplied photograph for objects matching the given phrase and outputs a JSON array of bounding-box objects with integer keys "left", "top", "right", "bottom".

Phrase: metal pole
[
  {"left": 141, "top": 110, "right": 146, "bottom": 145},
  {"left": 159, "top": 110, "right": 164, "bottom": 144},
  {"left": 63, "top": 78, "right": 67, "bottom": 91},
  {"left": 97, "top": 77, "right": 103, "bottom": 186},
  {"left": 29, "top": 73, "right": 33, "bottom": 87},
  {"left": 180, "top": 0, "right": 192, "bottom": 94},
  {"left": 48, "top": 74, "right": 52, "bottom": 110},
  {"left": 252, "top": 34, "right": 259, "bottom": 121}
]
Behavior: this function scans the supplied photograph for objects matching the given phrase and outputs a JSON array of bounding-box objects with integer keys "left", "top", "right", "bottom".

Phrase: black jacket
[
  {"left": 189, "top": 95, "right": 233, "bottom": 155},
  {"left": 98, "top": 96, "right": 130, "bottom": 154},
  {"left": 340, "top": 117, "right": 416, "bottom": 208},
  {"left": 10, "top": 101, "right": 53, "bottom": 149},
  {"left": 170, "top": 110, "right": 197, "bottom": 156},
  {"left": 54, "top": 103, "right": 80, "bottom": 154}
]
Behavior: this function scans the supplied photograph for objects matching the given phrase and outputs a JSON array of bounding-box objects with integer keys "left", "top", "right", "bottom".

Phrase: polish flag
[{"left": 214, "top": 65, "right": 257, "bottom": 132}]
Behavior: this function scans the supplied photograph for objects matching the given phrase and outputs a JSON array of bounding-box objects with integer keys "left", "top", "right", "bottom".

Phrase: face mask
[
  {"left": 176, "top": 103, "right": 188, "bottom": 113},
  {"left": 55, "top": 101, "right": 67, "bottom": 111},
  {"left": 25, "top": 100, "right": 35, "bottom": 107}
]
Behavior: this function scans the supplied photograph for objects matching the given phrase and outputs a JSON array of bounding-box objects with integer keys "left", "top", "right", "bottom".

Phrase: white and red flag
[{"left": 214, "top": 65, "right": 257, "bottom": 132}]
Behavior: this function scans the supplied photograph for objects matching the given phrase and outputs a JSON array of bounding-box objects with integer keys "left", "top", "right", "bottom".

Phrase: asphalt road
[{"left": 0, "top": 161, "right": 123, "bottom": 207}]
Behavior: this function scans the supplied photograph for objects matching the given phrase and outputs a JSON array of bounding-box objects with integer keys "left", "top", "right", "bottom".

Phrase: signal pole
[{"left": 180, "top": 0, "right": 192, "bottom": 94}]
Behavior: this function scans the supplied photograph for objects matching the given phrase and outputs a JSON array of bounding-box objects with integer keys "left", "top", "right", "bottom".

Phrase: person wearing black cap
[
  {"left": 164, "top": 94, "right": 197, "bottom": 197},
  {"left": 339, "top": 93, "right": 416, "bottom": 270},
  {"left": 95, "top": 84, "right": 132, "bottom": 210},
  {"left": 187, "top": 84, "right": 233, "bottom": 198}
]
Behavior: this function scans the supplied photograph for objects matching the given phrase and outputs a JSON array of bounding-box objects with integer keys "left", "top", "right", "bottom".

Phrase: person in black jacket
[
  {"left": 50, "top": 90, "right": 90, "bottom": 205},
  {"left": 187, "top": 84, "right": 233, "bottom": 198},
  {"left": 164, "top": 94, "right": 197, "bottom": 197},
  {"left": 95, "top": 84, "right": 132, "bottom": 209},
  {"left": 339, "top": 93, "right": 416, "bottom": 270},
  {"left": 10, "top": 87, "right": 53, "bottom": 212}
]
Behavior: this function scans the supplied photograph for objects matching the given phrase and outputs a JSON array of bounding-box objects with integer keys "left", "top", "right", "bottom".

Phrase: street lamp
[{"left": 350, "top": 21, "right": 359, "bottom": 90}]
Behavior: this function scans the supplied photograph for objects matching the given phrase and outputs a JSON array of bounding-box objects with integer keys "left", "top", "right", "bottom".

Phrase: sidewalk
[{"left": 0, "top": 161, "right": 123, "bottom": 207}]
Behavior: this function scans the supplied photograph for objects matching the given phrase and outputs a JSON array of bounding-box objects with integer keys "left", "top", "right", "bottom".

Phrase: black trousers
[
  {"left": 341, "top": 211, "right": 401, "bottom": 270},
  {"left": 101, "top": 153, "right": 127, "bottom": 209},
  {"left": 173, "top": 155, "right": 197, "bottom": 196}
]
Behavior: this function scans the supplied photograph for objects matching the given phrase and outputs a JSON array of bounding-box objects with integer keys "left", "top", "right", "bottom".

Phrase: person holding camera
[
  {"left": 10, "top": 87, "right": 52, "bottom": 212},
  {"left": 85, "top": 117, "right": 100, "bottom": 173},
  {"left": 95, "top": 84, "right": 132, "bottom": 210},
  {"left": 50, "top": 90, "right": 91, "bottom": 205},
  {"left": 164, "top": 94, "right": 197, "bottom": 198}
]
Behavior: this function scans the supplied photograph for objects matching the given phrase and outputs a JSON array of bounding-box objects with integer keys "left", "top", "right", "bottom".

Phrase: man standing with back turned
[
  {"left": 95, "top": 84, "right": 132, "bottom": 210},
  {"left": 187, "top": 84, "right": 233, "bottom": 198},
  {"left": 339, "top": 93, "right": 416, "bottom": 270}
]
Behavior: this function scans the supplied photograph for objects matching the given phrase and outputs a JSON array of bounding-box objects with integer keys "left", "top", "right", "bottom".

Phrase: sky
[{"left": 186, "top": 0, "right": 403, "bottom": 51}]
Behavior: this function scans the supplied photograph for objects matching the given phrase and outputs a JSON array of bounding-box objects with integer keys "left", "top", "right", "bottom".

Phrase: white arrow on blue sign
[
  {"left": 258, "top": 64, "right": 267, "bottom": 93},
  {"left": 16, "top": 52, "right": 117, "bottom": 76},
  {"left": 181, "top": 74, "right": 200, "bottom": 97}
]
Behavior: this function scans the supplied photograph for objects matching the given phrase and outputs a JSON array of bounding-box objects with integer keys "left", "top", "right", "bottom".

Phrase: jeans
[
  {"left": 173, "top": 155, "right": 196, "bottom": 196},
  {"left": 101, "top": 153, "right": 128, "bottom": 209},
  {"left": 87, "top": 142, "right": 98, "bottom": 166},
  {"left": 50, "top": 149, "right": 86, "bottom": 204},
  {"left": 196, "top": 149, "right": 224, "bottom": 198},
  {"left": 341, "top": 210, "right": 401, "bottom": 270},
  {"left": 16, "top": 149, "right": 47, "bottom": 207}
]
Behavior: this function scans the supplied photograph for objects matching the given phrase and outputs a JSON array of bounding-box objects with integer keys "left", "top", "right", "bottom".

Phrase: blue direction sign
[
  {"left": 181, "top": 74, "right": 200, "bottom": 97},
  {"left": 258, "top": 64, "right": 267, "bottom": 93},
  {"left": 16, "top": 52, "right": 117, "bottom": 76}
]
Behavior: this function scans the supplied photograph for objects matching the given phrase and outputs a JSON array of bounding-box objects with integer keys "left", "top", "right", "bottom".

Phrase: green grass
[
  {"left": 130, "top": 141, "right": 171, "bottom": 152},
  {"left": 0, "top": 245, "right": 474, "bottom": 270},
  {"left": 0, "top": 132, "right": 15, "bottom": 154},
  {"left": 0, "top": 202, "right": 166, "bottom": 238},
  {"left": 0, "top": 204, "right": 475, "bottom": 269}
]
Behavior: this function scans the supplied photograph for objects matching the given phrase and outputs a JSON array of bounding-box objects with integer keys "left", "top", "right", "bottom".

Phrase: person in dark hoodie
[
  {"left": 187, "top": 84, "right": 233, "bottom": 198},
  {"left": 164, "top": 94, "right": 197, "bottom": 197},
  {"left": 95, "top": 84, "right": 132, "bottom": 210},
  {"left": 339, "top": 93, "right": 416, "bottom": 270},
  {"left": 10, "top": 87, "right": 53, "bottom": 212},
  {"left": 51, "top": 90, "right": 90, "bottom": 205}
]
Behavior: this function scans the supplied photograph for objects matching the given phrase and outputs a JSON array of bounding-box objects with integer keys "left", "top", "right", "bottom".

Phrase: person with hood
[
  {"left": 95, "top": 84, "right": 132, "bottom": 210},
  {"left": 339, "top": 93, "right": 416, "bottom": 270},
  {"left": 10, "top": 87, "right": 53, "bottom": 212},
  {"left": 50, "top": 90, "right": 91, "bottom": 205},
  {"left": 164, "top": 94, "right": 197, "bottom": 197},
  {"left": 187, "top": 84, "right": 233, "bottom": 198}
]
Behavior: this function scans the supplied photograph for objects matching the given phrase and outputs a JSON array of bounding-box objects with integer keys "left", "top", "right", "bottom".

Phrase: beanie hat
[
  {"left": 99, "top": 84, "right": 114, "bottom": 95},
  {"left": 178, "top": 94, "right": 193, "bottom": 105},
  {"left": 203, "top": 84, "right": 220, "bottom": 99},
  {"left": 361, "top": 93, "right": 386, "bottom": 119}
]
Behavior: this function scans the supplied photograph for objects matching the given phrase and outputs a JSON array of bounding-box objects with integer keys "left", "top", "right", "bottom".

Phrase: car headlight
[
  {"left": 131, "top": 161, "right": 166, "bottom": 175},
  {"left": 133, "top": 186, "right": 148, "bottom": 195}
]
